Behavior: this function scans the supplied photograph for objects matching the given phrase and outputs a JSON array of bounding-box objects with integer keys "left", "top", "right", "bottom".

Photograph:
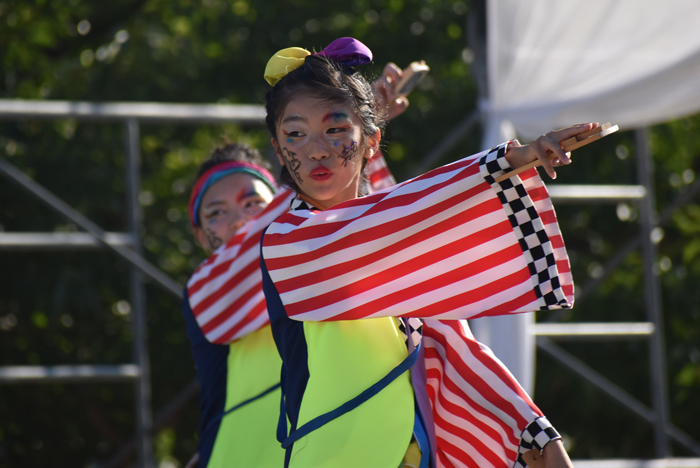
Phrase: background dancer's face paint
[
  {"left": 193, "top": 173, "right": 274, "bottom": 251},
  {"left": 272, "top": 93, "right": 379, "bottom": 209}
]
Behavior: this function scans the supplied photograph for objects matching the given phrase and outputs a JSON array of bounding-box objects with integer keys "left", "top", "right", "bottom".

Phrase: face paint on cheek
[
  {"left": 205, "top": 228, "right": 223, "bottom": 249},
  {"left": 337, "top": 141, "right": 358, "bottom": 167},
  {"left": 282, "top": 130, "right": 296, "bottom": 145},
  {"left": 281, "top": 147, "right": 303, "bottom": 185}
]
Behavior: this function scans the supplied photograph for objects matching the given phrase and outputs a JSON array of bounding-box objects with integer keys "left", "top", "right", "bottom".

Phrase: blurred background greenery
[{"left": 1, "top": 0, "right": 699, "bottom": 466}]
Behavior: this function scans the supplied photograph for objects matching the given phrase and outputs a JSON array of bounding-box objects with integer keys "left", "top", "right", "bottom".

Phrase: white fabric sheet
[
  {"left": 483, "top": 0, "right": 700, "bottom": 144},
  {"left": 475, "top": 0, "right": 700, "bottom": 392}
]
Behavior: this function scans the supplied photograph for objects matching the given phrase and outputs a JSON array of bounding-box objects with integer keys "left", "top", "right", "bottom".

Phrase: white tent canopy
[
  {"left": 473, "top": 0, "right": 700, "bottom": 392},
  {"left": 482, "top": 0, "right": 700, "bottom": 145}
]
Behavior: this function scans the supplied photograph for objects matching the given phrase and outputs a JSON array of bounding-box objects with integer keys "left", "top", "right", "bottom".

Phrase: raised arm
[{"left": 261, "top": 140, "right": 575, "bottom": 323}]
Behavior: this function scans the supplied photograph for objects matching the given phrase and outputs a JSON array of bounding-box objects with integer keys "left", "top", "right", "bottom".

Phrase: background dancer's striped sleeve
[
  {"left": 365, "top": 149, "right": 396, "bottom": 190},
  {"left": 187, "top": 189, "right": 295, "bottom": 344},
  {"left": 261, "top": 143, "right": 574, "bottom": 322},
  {"left": 186, "top": 152, "right": 396, "bottom": 344}
]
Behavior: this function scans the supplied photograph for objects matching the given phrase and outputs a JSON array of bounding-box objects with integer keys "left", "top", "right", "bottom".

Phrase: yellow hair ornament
[{"left": 263, "top": 47, "right": 311, "bottom": 86}]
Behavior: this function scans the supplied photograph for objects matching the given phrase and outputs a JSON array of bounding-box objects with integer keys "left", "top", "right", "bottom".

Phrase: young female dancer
[
  {"left": 182, "top": 60, "right": 408, "bottom": 467},
  {"left": 182, "top": 143, "right": 283, "bottom": 468},
  {"left": 259, "top": 37, "right": 589, "bottom": 468}
]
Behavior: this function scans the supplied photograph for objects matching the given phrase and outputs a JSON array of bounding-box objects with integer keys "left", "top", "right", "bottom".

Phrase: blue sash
[
  {"left": 202, "top": 382, "right": 280, "bottom": 436},
  {"left": 277, "top": 342, "right": 421, "bottom": 449}
]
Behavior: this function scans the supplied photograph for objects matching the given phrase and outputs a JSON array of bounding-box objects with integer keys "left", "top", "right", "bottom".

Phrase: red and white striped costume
[
  {"left": 261, "top": 143, "right": 572, "bottom": 468},
  {"left": 190, "top": 144, "right": 571, "bottom": 467}
]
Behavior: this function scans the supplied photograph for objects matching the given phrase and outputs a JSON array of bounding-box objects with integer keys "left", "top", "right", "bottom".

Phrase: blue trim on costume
[
  {"left": 202, "top": 382, "right": 281, "bottom": 437},
  {"left": 278, "top": 342, "right": 420, "bottom": 449},
  {"left": 181, "top": 289, "right": 229, "bottom": 468},
  {"left": 260, "top": 226, "right": 309, "bottom": 468},
  {"left": 414, "top": 411, "right": 431, "bottom": 468}
]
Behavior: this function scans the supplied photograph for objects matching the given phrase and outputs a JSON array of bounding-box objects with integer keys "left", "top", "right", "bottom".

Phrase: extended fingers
[
  {"left": 550, "top": 122, "right": 599, "bottom": 143},
  {"left": 503, "top": 123, "right": 596, "bottom": 180},
  {"left": 381, "top": 62, "right": 403, "bottom": 86},
  {"left": 533, "top": 134, "right": 568, "bottom": 179},
  {"left": 375, "top": 62, "right": 410, "bottom": 121},
  {"left": 543, "top": 133, "right": 571, "bottom": 163},
  {"left": 373, "top": 63, "right": 401, "bottom": 121},
  {"left": 536, "top": 123, "right": 597, "bottom": 178},
  {"left": 551, "top": 152, "right": 572, "bottom": 167},
  {"left": 386, "top": 96, "right": 409, "bottom": 121},
  {"left": 531, "top": 137, "right": 557, "bottom": 179},
  {"left": 374, "top": 62, "right": 402, "bottom": 100}
]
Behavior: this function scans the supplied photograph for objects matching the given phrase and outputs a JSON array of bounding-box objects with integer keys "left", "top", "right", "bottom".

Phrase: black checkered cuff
[
  {"left": 479, "top": 144, "right": 569, "bottom": 311},
  {"left": 480, "top": 140, "right": 518, "bottom": 184},
  {"left": 513, "top": 417, "right": 561, "bottom": 467}
]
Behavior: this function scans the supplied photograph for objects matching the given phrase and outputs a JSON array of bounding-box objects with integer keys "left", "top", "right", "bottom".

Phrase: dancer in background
[
  {"left": 182, "top": 60, "right": 408, "bottom": 467},
  {"left": 259, "top": 37, "right": 586, "bottom": 468}
]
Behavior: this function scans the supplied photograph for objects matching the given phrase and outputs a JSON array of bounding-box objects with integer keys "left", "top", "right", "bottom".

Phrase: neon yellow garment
[
  {"left": 207, "top": 325, "right": 285, "bottom": 468},
  {"left": 287, "top": 317, "right": 415, "bottom": 468}
]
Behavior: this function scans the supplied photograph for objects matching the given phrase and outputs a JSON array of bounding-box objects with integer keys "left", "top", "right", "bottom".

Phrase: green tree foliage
[
  {"left": 534, "top": 119, "right": 700, "bottom": 459},
  {"left": 1, "top": 0, "right": 699, "bottom": 466}
]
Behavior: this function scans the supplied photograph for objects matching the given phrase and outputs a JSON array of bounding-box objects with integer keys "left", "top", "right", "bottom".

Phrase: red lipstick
[{"left": 309, "top": 165, "right": 332, "bottom": 181}]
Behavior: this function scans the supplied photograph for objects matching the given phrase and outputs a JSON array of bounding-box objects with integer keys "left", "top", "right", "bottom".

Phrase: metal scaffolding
[
  {"left": 0, "top": 99, "right": 264, "bottom": 468},
  {"left": 1, "top": 98, "right": 699, "bottom": 467}
]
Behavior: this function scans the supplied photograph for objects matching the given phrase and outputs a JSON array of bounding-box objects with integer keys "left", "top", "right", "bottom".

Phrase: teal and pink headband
[
  {"left": 264, "top": 37, "right": 373, "bottom": 86},
  {"left": 189, "top": 161, "right": 277, "bottom": 228}
]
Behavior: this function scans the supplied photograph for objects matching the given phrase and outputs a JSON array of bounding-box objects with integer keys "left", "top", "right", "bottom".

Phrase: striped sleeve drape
[
  {"left": 261, "top": 143, "right": 574, "bottom": 322},
  {"left": 187, "top": 189, "right": 295, "bottom": 343},
  {"left": 423, "top": 319, "right": 556, "bottom": 468}
]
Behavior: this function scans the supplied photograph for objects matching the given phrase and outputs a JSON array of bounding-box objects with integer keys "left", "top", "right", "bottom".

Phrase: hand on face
[
  {"left": 272, "top": 94, "right": 378, "bottom": 209},
  {"left": 194, "top": 173, "right": 275, "bottom": 251}
]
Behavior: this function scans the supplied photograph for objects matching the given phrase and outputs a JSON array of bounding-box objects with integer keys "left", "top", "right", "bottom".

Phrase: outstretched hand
[
  {"left": 372, "top": 62, "right": 410, "bottom": 122},
  {"left": 504, "top": 123, "right": 599, "bottom": 179}
]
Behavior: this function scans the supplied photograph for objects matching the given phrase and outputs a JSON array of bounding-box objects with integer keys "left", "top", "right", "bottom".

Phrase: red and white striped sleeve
[
  {"left": 365, "top": 149, "right": 396, "bottom": 191},
  {"left": 187, "top": 189, "right": 295, "bottom": 344},
  {"left": 423, "top": 319, "right": 561, "bottom": 468},
  {"left": 261, "top": 143, "right": 574, "bottom": 322}
]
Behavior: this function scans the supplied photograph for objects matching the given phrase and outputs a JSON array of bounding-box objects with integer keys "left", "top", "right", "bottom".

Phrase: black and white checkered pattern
[
  {"left": 480, "top": 144, "right": 569, "bottom": 311},
  {"left": 513, "top": 416, "right": 561, "bottom": 468},
  {"left": 291, "top": 198, "right": 317, "bottom": 211},
  {"left": 397, "top": 317, "right": 423, "bottom": 349}
]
